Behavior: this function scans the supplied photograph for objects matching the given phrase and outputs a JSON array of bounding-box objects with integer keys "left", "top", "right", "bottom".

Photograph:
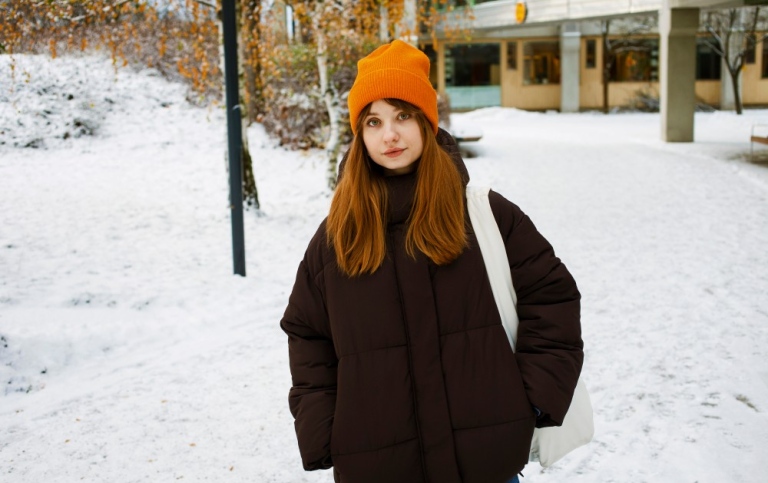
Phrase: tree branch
[
  {"left": 191, "top": 0, "right": 217, "bottom": 9},
  {"left": 64, "top": 0, "right": 135, "bottom": 23},
  {"left": 703, "top": 24, "right": 726, "bottom": 57},
  {"left": 748, "top": 6, "right": 760, "bottom": 34}
]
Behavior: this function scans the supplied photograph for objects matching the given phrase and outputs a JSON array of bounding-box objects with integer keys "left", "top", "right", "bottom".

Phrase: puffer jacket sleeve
[
  {"left": 488, "top": 190, "right": 583, "bottom": 428},
  {"left": 280, "top": 227, "right": 337, "bottom": 471}
]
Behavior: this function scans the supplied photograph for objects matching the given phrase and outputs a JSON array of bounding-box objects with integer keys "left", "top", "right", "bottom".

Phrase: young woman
[{"left": 281, "top": 40, "right": 583, "bottom": 483}]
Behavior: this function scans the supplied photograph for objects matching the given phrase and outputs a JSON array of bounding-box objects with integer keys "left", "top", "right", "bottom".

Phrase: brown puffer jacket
[{"left": 281, "top": 130, "right": 582, "bottom": 483}]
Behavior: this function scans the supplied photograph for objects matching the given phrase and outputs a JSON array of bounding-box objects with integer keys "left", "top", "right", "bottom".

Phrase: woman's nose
[{"left": 382, "top": 123, "right": 399, "bottom": 142}]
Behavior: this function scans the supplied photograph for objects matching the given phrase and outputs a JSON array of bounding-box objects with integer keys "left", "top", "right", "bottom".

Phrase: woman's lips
[{"left": 383, "top": 148, "right": 404, "bottom": 158}]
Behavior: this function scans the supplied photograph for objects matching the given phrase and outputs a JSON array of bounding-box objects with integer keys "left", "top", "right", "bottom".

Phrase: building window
[
  {"left": 444, "top": 43, "right": 501, "bottom": 109},
  {"left": 696, "top": 37, "right": 721, "bottom": 80},
  {"left": 523, "top": 41, "right": 560, "bottom": 85},
  {"left": 745, "top": 34, "right": 756, "bottom": 64},
  {"left": 763, "top": 43, "right": 768, "bottom": 78},
  {"left": 445, "top": 43, "right": 501, "bottom": 87},
  {"left": 507, "top": 42, "right": 517, "bottom": 70},
  {"left": 421, "top": 44, "right": 438, "bottom": 88},
  {"left": 609, "top": 38, "right": 658, "bottom": 82},
  {"left": 586, "top": 39, "right": 596, "bottom": 69}
]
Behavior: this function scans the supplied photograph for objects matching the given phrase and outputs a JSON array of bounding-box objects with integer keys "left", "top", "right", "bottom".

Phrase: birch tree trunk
[
  {"left": 401, "top": 0, "right": 417, "bottom": 44},
  {"left": 380, "top": 4, "right": 389, "bottom": 42},
  {"left": 312, "top": 10, "right": 342, "bottom": 190}
]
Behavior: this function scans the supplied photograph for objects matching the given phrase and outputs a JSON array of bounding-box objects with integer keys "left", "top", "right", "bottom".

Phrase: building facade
[{"left": 422, "top": 0, "right": 768, "bottom": 112}]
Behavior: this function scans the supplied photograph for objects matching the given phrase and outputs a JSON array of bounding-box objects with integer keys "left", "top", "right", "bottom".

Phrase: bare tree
[
  {"left": 703, "top": 7, "right": 767, "bottom": 115},
  {"left": 285, "top": 0, "right": 352, "bottom": 190}
]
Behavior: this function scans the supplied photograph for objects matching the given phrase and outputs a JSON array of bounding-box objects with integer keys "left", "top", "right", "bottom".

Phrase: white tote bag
[{"left": 466, "top": 185, "right": 594, "bottom": 468}]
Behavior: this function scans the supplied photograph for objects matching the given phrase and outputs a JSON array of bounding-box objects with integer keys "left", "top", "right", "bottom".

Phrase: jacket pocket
[
  {"left": 330, "top": 347, "right": 418, "bottom": 456},
  {"left": 441, "top": 324, "right": 536, "bottom": 429}
]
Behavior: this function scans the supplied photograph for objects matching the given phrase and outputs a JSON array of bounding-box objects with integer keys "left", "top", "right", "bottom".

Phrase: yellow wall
[
  {"left": 509, "top": 85, "right": 562, "bottom": 110},
  {"left": 695, "top": 81, "right": 720, "bottom": 106},
  {"left": 743, "top": 42, "right": 768, "bottom": 105},
  {"left": 501, "top": 40, "right": 561, "bottom": 110},
  {"left": 608, "top": 82, "right": 658, "bottom": 107},
  {"left": 579, "top": 36, "right": 662, "bottom": 110},
  {"left": 501, "top": 40, "right": 520, "bottom": 106},
  {"left": 580, "top": 37, "right": 603, "bottom": 109}
]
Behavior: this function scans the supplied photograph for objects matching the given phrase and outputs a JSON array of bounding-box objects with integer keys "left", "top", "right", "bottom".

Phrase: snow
[{"left": 2, "top": 53, "right": 768, "bottom": 482}]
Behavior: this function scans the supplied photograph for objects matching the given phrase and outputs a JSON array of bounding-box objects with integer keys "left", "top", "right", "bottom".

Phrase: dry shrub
[
  {"left": 0, "top": 0, "right": 221, "bottom": 104},
  {"left": 258, "top": 38, "right": 361, "bottom": 150},
  {"left": 0, "top": 0, "right": 466, "bottom": 149},
  {"left": 259, "top": 43, "right": 323, "bottom": 149}
]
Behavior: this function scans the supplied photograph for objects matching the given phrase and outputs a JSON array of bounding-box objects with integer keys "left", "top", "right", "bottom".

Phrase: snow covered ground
[{"left": 1, "top": 54, "right": 767, "bottom": 482}]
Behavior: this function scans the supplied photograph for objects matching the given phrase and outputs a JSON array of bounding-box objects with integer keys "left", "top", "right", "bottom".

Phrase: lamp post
[{"left": 222, "top": 0, "right": 246, "bottom": 276}]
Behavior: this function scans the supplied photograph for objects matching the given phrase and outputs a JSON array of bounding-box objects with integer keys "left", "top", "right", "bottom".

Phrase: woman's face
[{"left": 361, "top": 99, "right": 424, "bottom": 176}]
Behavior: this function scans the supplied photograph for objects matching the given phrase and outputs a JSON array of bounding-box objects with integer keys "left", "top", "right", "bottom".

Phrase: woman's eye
[
  {"left": 397, "top": 113, "right": 411, "bottom": 121},
  {"left": 366, "top": 118, "right": 380, "bottom": 127}
]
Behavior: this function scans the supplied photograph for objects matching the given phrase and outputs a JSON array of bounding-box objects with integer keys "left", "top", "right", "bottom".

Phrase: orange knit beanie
[{"left": 348, "top": 40, "right": 439, "bottom": 136}]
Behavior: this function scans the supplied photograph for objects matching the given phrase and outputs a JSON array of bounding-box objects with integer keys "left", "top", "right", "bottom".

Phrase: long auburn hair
[{"left": 326, "top": 99, "right": 467, "bottom": 277}]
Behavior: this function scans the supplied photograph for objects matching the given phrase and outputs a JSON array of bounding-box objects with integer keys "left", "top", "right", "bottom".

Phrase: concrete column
[
  {"left": 560, "top": 23, "right": 581, "bottom": 113},
  {"left": 660, "top": 5, "right": 699, "bottom": 142}
]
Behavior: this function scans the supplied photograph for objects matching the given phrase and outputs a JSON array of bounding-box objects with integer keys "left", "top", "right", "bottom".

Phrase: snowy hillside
[{"left": 1, "top": 53, "right": 767, "bottom": 482}]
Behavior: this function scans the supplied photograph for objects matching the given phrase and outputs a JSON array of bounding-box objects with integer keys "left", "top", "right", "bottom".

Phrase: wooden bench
[
  {"left": 450, "top": 126, "right": 483, "bottom": 148},
  {"left": 751, "top": 124, "right": 768, "bottom": 161},
  {"left": 454, "top": 134, "right": 483, "bottom": 144},
  {"left": 452, "top": 132, "right": 483, "bottom": 158}
]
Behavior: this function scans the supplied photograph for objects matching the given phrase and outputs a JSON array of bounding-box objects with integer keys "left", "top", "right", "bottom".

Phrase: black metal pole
[{"left": 222, "top": 0, "right": 246, "bottom": 276}]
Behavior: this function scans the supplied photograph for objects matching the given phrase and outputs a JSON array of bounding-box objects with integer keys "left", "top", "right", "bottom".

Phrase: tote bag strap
[
  {"left": 466, "top": 185, "right": 520, "bottom": 351},
  {"left": 467, "top": 187, "right": 594, "bottom": 468}
]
